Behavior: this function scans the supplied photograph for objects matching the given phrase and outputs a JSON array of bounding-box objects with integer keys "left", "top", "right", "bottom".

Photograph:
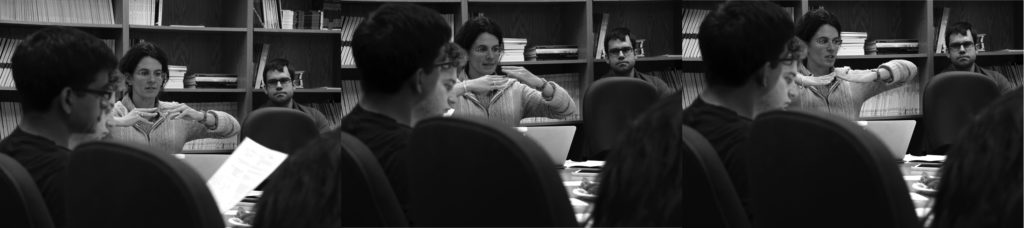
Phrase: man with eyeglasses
[
  {"left": 0, "top": 27, "right": 118, "bottom": 228},
  {"left": 941, "top": 22, "right": 1015, "bottom": 94},
  {"left": 602, "top": 27, "right": 673, "bottom": 97},
  {"left": 259, "top": 58, "right": 332, "bottom": 133}
]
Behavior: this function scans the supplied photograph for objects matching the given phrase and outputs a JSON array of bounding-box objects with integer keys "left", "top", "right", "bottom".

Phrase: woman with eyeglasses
[
  {"left": 448, "top": 16, "right": 578, "bottom": 126},
  {"left": 789, "top": 8, "right": 919, "bottom": 120},
  {"left": 105, "top": 42, "right": 240, "bottom": 154}
]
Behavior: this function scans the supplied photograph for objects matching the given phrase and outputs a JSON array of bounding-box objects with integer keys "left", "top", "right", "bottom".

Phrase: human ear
[{"left": 61, "top": 87, "right": 75, "bottom": 115}]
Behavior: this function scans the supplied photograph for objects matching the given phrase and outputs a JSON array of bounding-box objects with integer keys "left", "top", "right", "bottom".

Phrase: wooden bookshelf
[{"left": 1, "top": 0, "right": 1021, "bottom": 144}]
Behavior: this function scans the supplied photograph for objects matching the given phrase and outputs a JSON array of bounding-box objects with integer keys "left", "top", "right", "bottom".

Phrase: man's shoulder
[
  {"left": 0, "top": 130, "right": 70, "bottom": 167},
  {"left": 680, "top": 99, "right": 752, "bottom": 131}
]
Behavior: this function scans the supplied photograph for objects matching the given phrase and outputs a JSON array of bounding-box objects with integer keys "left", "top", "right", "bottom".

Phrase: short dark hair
[
  {"left": 263, "top": 58, "right": 296, "bottom": 82},
  {"left": 931, "top": 88, "right": 1023, "bottom": 228},
  {"left": 253, "top": 130, "right": 343, "bottom": 228},
  {"left": 592, "top": 91, "right": 685, "bottom": 226},
  {"left": 352, "top": 3, "right": 451, "bottom": 95},
  {"left": 699, "top": 1, "right": 795, "bottom": 87},
  {"left": 11, "top": 27, "right": 117, "bottom": 112},
  {"left": 604, "top": 27, "right": 632, "bottom": 54},
  {"left": 119, "top": 41, "right": 170, "bottom": 98},
  {"left": 795, "top": 7, "right": 842, "bottom": 44},
  {"left": 945, "top": 22, "right": 978, "bottom": 47},
  {"left": 454, "top": 16, "right": 503, "bottom": 75}
]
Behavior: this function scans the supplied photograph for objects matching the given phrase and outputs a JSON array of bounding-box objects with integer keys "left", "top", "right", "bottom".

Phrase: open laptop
[
  {"left": 858, "top": 120, "right": 917, "bottom": 161},
  {"left": 521, "top": 126, "right": 577, "bottom": 167}
]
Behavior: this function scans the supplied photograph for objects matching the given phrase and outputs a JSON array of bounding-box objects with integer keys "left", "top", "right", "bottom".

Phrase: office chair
[
  {"left": 407, "top": 117, "right": 577, "bottom": 227},
  {"left": 746, "top": 110, "right": 921, "bottom": 228},
  {"left": 67, "top": 141, "right": 223, "bottom": 228},
  {"left": 0, "top": 153, "right": 54, "bottom": 228},
  {"left": 679, "top": 125, "right": 751, "bottom": 228},
  {"left": 340, "top": 131, "right": 408, "bottom": 226},
  {"left": 241, "top": 107, "right": 320, "bottom": 155},
  {"left": 922, "top": 72, "right": 1001, "bottom": 155},
  {"left": 582, "top": 77, "right": 659, "bottom": 160}
]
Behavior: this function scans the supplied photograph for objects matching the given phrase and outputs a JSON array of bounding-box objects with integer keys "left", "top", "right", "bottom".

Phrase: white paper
[
  {"left": 564, "top": 160, "right": 605, "bottom": 168},
  {"left": 206, "top": 138, "right": 288, "bottom": 213},
  {"left": 903, "top": 154, "right": 946, "bottom": 163}
]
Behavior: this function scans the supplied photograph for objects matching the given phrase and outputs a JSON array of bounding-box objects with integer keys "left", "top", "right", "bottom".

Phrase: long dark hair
[
  {"left": 252, "top": 130, "right": 343, "bottom": 228},
  {"left": 591, "top": 91, "right": 684, "bottom": 227},
  {"left": 930, "top": 88, "right": 1023, "bottom": 228}
]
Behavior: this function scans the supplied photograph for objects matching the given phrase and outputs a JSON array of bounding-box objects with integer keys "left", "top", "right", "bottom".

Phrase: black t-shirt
[
  {"left": 680, "top": 96, "right": 754, "bottom": 218},
  {"left": 0, "top": 128, "right": 70, "bottom": 228},
  {"left": 338, "top": 105, "right": 412, "bottom": 217}
]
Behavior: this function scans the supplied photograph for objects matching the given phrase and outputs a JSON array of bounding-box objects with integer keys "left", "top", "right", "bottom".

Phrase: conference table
[{"left": 177, "top": 154, "right": 940, "bottom": 227}]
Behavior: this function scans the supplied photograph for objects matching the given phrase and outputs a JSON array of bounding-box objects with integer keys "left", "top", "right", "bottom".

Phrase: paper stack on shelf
[
  {"left": 679, "top": 8, "right": 710, "bottom": 58},
  {"left": 194, "top": 73, "right": 238, "bottom": 88},
  {"left": 502, "top": 38, "right": 527, "bottom": 62},
  {"left": 839, "top": 32, "right": 867, "bottom": 56},
  {"left": 535, "top": 45, "right": 578, "bottom": 60},
  {"left": 166, "top": 65, "right": 187, "bottom": 89},
  {"left": 875, "top": 39, "right": 919, "bottom": 54}
]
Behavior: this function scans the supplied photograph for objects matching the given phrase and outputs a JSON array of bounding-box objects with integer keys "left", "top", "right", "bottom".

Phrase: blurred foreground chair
[
  {"left": 340, "top": 131, "right": 408, "bottom": 226},
  {"left": 0, "top": 153, "right": 53, "bottom": 228},
  {"left": 923, "top": 71, "right": 1000, "bottom": 154},
  {"left": 583, "top": 77, "right": 659, "bottom": 160}
]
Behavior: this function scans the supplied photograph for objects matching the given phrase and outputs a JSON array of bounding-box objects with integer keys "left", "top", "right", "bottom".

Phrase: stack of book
[
  {"left": 0, "top": 37, "right": 24, "bottom": 88},
  {"left": 128, "top": 0, "right": 164, "bottom": 26},
  {"left": 839, "top": 32, "right": 867, "bottom": 56},
  {"left": 255, "top": 0, "right": 283, "bottom": 29},
  {"left": 165, "top": 65, "right": 187, "bottom": 89},
  {"left": 859, "top": 78, "right": 921, "bottom": 118},
  {"left": 502, "top": 38, "right": 527, "bottom": 62},
  {"left": 339, "top": 80, "right": 362, "bottom": 117},
  {"left": 182, "top": 102, "right": 239, "bottom": 151},
  {"left": 194, "top": 74, "right": 237, "bottom": 88},
  {"left": 520, "top": 73, "right": 582, "bottom": 125},
  {"left": 875, "top": 39, "right": 919, "bottom": 54},
  {"left": 680, "top": 8, "right": 710, "bottom": 58},
  {"left": 535, "top": 45, "right": 578, "bottom": 60},
  {"left": 338, "top": 16, "right": 366, "bottom": 67},
  {"left": 0, "top": 102, "right": 23, "bottom": 140},
  {"left": 0, "top": 0, "right": 115, "bottom": 24},
  {"left": 290, "top": 10, "right": 324, "bottom": 30}
]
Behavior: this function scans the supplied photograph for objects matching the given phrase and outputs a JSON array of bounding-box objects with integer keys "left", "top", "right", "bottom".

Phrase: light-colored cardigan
[
  {"left": 451, "top": 76, "right": 578, "bottom": 126},
  {"left": 789, "top": 60, "right": 918, "bottom": 120},
  {"left": 106, "top": 97, "right": 240, "bottom": 154}
]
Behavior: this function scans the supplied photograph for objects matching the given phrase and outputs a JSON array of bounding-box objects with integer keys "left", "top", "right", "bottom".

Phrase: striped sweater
[
  {"left": 106, "top": 97, "right": 240, "bottom": 154},
  {"left": 451, "top": 77, "right": 577, "bottom": 126},
  {"left": 789, "top": 60, "right": 918, "bottom": 120}
]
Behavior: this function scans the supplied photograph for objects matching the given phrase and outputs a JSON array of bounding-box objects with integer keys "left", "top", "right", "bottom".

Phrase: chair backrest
[
  {"left": 67, "top": 141, "right": 223, "bottom": 228},
  {"left": 407, "top": 117, "right": 577, "bottom": 227},
  {"left": 923, "top": 71, "right": 1001, "bottom": 154},
  {"left": 679, "top": 125, "right": 751, "bottom": 228},
  {"left": 747, "top": 110, "right": 921, "bottom": 228},
  {"left": 0, "top": 153, "right": 54, "bottom": 228},
  {"left": 241, "top": 107, "right": 320, "bottom": 154},
  {"left": 340, "top": 131, "right": 408, "bottom": 227},
  {"left": 583, "top": 77, "right": 659, "bottom": 159}
]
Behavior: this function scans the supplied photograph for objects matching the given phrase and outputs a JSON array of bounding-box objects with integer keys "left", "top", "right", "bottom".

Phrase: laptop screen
[
  {"left": 859, "top": 120, "right": 917, "bottom": 160},
  {"left": 522, "top": 126, "right": 577, "bottom": 166}
]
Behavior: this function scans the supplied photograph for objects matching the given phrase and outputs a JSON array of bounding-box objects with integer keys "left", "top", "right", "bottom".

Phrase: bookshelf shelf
[
  {"left": 253, "top": 88, "right": 342, "bottom": 94},
  {"left": 469, "top": 0, "right": 586, "bottom": 2},
  {"left": 503, "top": 59, "right": 588, "bottom": 66},
  {"left": 977, "top": 51, "right": 1024, "bottom": 57},
  {"left": 0, "top": 20, "right": 122, "bottom": 29},
  {"left": 636, "top": 56, "right": 683, "bottom": 62},
  {"left": 521, "top": 120, "right": 583, "bottom": 127},
  {"left": 253, "top": 28, "right": 341, "bottom": 35},
  {"left": 837, "top": 54, "right": 929, "bottom": 60},
  {"left": 860, "top": 115, "right": 922, "bottom": 121},
  {"left": 341, "top": 0, "right": 461, "bottom": 2},
  {"left": 0, "top": 87, "right": 15, "bottom": 91},
  {"left": 594, "top": 0, "right": 676, "bottom": 2},
  {"left": 129, "top": 25, "right": 247, "bottom": 33},
  {"left": 163, "top": 88, "right": 247, "bottom": 93}
]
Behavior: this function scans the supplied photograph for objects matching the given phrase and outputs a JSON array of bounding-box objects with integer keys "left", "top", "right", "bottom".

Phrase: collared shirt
[
  {"left": 602, "top": 70, "right": 674, "bottom": 97},
  {"left": 941, "top": 63, "right": 1016, "bottom": 94},
  {"left": 451, "top": 74, "right": 578, "bottom": 126},
  {"left": 0, "top": 128, "right": 70, "bottom": 228},
  {"left": 259, "top": 101, "right": 333, "bottom": 133},
  {"left": 338, "top": 105, "right": 412, "bottom": 219}
]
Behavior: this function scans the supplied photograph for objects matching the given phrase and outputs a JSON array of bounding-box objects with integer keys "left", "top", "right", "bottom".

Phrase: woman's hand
[
  {"left": 463, "top": 75, "right": 509, "bottom": 93},
  {"left": 501, "top": 66, "right": 546, "bottom": 89},
  {"left": 164, "top": 104, "right": 205, "bottom": 122},
  {"left": 109, "top": 107, "right": 158, "bottom": 126}
]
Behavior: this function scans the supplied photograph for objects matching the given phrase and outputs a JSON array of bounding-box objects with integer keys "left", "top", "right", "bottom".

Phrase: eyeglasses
[
  {"left": 949, "top": 41, "right": 975, "bottom": 51},
  {"left": 433, "top": 61, "right": 460, "bottom": 70},
  {"left": 608, "top": 47, "right": 635, "bottom": 57},
  {"left": 75, "top": 88, "right": 115, "bottom": 110},
  {"left": 471, "top": 46, "right": 504, "bottom": 56},
  {"left": 814, "top": 37, "right": 843, "bottom": 46},
  {"left": 266, "top": 78, "right": 292, "bottom": 87},
  {"left": 134, "top": 70, "right": 165, "bottom": 79}
]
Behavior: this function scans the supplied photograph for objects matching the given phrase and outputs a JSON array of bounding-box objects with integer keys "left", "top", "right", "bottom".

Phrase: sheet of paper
[
  {"left": 564, "top": 160, "right": 605, "bottom": 168},
  {"left": 903, "top": 154, "right": 946, "bottom": 163},
  {"left": 206, "top": 138, "right": 288, "bottom": 213}
]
